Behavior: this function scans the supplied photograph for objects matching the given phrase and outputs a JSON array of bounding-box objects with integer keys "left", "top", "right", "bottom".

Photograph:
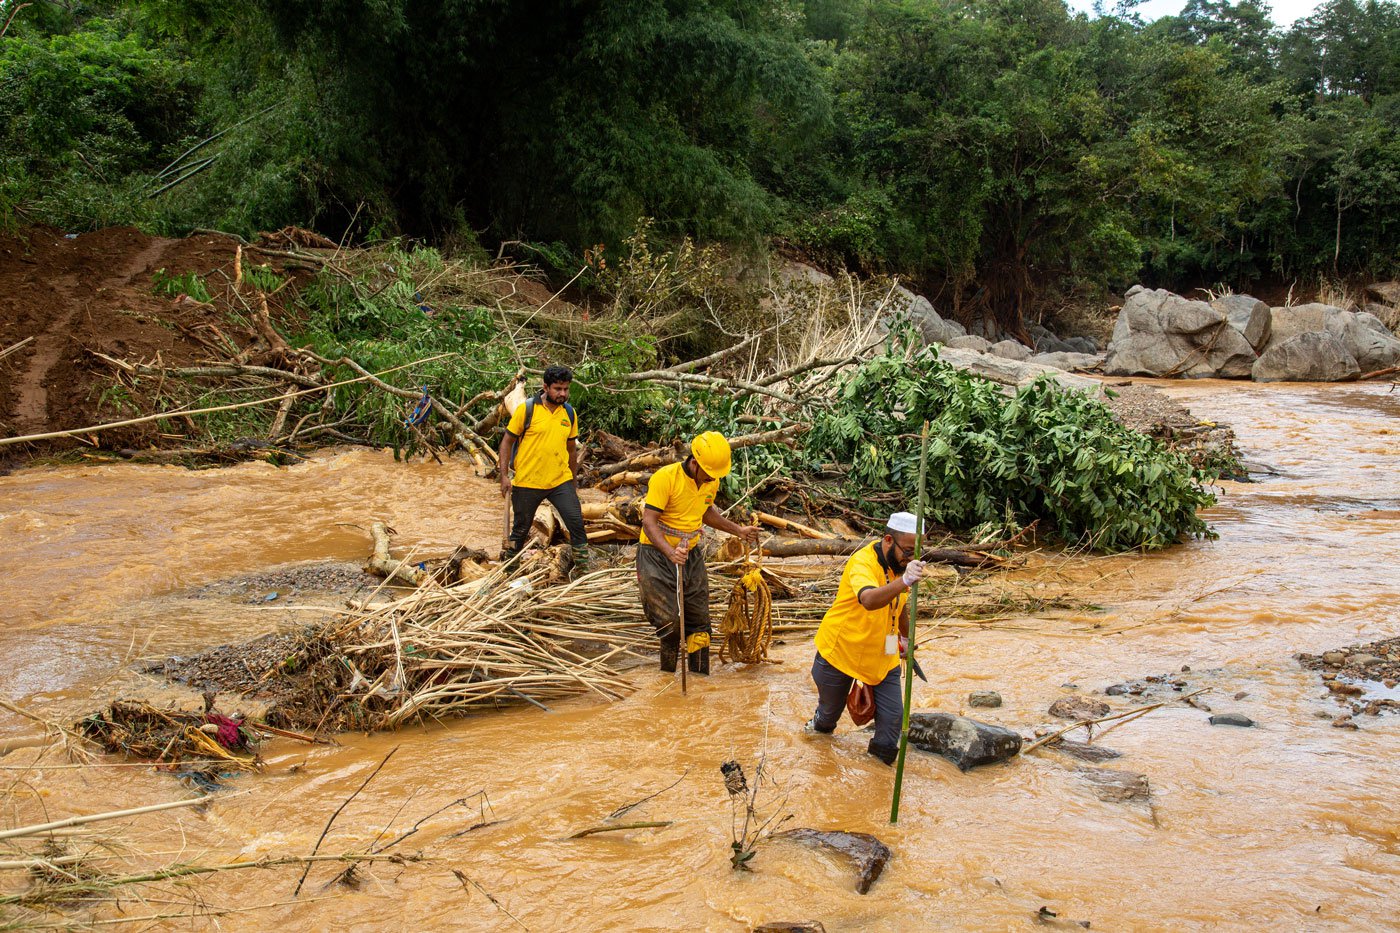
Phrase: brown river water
[{"left": 1, "top": 380, "right": 1397, "bottom": 930}]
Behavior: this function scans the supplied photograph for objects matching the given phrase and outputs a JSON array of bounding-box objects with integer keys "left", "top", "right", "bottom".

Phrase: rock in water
[
  {"left": 1048, "top": 696, "right": 1111, "bottom": 720},
  {"left": 1209, "top": 712, "right": 1256, "bottom": 727},
  {"left": 906, "top": 712, "right": 1022, "bottom": 771},
  {"left": 755, "top": 924, "right": 826, "bottom": 933},
  {"left": 1050, "top": 739, "right": 1122, "bottom": 763},
  {"left": 1077, "top": 767, "right": 1151, "bottom": 803},
  {"left": 968, "top": 691, "right": 1003, "bottom": 708},
  {"left": 778, "top": 829, "right": 891, "bottom": 895},
  {"left": 1252, "top": 332, "right": 1359, "bottom": 382}
]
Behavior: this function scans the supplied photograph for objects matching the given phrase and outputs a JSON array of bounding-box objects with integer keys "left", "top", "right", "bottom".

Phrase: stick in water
[
  {"left": 890, "top": 420, "right": 930, "bottom": 824},
  {"left": 676, "top": 560, "right": 687, "bottom": 696}
]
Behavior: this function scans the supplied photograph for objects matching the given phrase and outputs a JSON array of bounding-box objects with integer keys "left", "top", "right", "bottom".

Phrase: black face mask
[{"left": 883, "top": 539, "right": 909, "bottom": 574}]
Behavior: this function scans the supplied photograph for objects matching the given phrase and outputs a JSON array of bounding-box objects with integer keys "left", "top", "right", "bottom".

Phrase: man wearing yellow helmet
[{"left": 637, "top": 431, "right": 761, "bottom": 675}]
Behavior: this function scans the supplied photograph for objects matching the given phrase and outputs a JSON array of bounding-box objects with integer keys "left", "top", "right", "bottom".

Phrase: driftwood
[
  {"left": 366, "top": 523, "right": 431, "bottom": 586},
  {"left": 756, "top": 536, "right": 1005, "bottom": 568}
]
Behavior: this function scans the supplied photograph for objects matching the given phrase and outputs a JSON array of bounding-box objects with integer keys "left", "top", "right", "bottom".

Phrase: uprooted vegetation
[{"left": 3, "top": 221, "right": 1229, "bottom": 553}]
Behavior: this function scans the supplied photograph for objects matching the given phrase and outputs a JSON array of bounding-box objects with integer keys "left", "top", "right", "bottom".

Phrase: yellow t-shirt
[
  {"left": 639, "top": 461, "right": 718, "bottom": 547},
  {"left": 505, "top": 397, "right": 578, "bottom": 490},
  {"left": 814, "top": 542, "right": 906, "bottom": 685}
]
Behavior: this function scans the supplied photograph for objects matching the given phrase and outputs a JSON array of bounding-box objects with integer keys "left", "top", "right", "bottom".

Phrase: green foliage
[
  {"left": 804, "top": 344, "right": 1218, "bottom": 550},
  {"left": 151, "top": 267, "right": 211, "bottom": 302},
  {"left": 0, "top": 11, "right": 197, "bottom": 230}
]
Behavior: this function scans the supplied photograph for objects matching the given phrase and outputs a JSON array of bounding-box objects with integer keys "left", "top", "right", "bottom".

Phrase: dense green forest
[{"left": 2, "top": 0, "right": 1397, "bottom": 327}]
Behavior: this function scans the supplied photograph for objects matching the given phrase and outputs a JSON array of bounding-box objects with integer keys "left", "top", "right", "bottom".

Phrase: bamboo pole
[
  {"left": 891, "top": 420, "right": 930, "bottom": 824},
  {"left": 0, "top": 795, "right": 216, "bottom": 841}
]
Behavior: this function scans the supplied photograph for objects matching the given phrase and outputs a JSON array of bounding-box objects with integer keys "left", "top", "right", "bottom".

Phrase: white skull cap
[{"left": 886, "top": 511, "right": 923, "bottom": 534}]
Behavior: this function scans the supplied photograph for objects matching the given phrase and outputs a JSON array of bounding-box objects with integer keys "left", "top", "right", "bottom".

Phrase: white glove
[{"left": 901, "top": 560, "right": 926, "bottom": 588}]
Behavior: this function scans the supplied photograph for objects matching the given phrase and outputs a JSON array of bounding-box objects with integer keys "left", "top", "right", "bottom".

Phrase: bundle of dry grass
[{"left": 326, "top": 554, "right": 657, "bottom": 727}]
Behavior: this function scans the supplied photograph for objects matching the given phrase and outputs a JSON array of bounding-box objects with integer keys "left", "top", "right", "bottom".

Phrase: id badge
[{"left": 885, "top": 634, "right": 898, "bottom": 655}]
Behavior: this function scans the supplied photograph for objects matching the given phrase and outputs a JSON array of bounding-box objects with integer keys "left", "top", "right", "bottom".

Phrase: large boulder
[
  {"left": 947, "top": 334, "right": 993, "bottom": 353},
  {"left": 906, "top": 712, "right": 1022, "bottom": 771},
  {"left": 891, "top": 285, "right": 961, "bottom": 345},
  {"left": 988, "top": 339, "right": 1033, "bottom": 361},
  {"left": 1266, "top": 303, "right": 1400, "bottom": 372},
  {"left": 1027, "top": 321, "right": 1074, "bottom": 353},
  {"left": 1210, "top": 294, "right": 1272, "bottom": 354},
  {"left": 1104, "top": 288, "right": 1257, "bottom": 378},
  {"left": 1252, "top": 331, "right": 1360, "bottom": 382}
]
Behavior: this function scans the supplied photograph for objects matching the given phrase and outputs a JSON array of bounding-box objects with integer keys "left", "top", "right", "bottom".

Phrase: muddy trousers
[
  {"left": 506, "top": 481, "right": 588, "bottom": 560},
  {"left": 810, "top": 652, "right": 903, "bottom": 765},
  {"left": 636, "top": 543, "right": 710, "bottom": 674}
]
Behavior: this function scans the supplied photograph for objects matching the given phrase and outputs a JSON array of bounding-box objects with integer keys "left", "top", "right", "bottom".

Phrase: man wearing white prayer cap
[{"left": 804, "top": 511, "right": 927, "bottom": 764}]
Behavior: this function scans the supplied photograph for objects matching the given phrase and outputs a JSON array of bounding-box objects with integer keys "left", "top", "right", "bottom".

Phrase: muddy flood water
[{"left": 1, "top": 380, "right": 1397, "bottom": 930}]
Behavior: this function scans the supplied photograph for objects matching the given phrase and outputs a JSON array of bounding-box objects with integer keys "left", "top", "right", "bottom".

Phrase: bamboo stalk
[
  {"left": 891, "top": 420, "right": 930, "bottom": 824},
  {"left": 0, "top": 795, "right": 217, "bottom": 841}
]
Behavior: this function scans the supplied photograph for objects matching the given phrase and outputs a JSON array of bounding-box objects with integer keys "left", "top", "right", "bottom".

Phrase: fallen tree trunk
[
  {"left": 367, "top": 522, "right": 431, "bottom": 586},
  {"left": 758, "top": 536, "right": 1005, "bottom": 567}
]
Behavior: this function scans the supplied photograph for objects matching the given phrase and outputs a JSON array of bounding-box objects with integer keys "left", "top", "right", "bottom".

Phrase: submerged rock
[
  {"left": 778, "top": 829, "right": 891, "bottom": 895},
  {"left": 1077, "top": 766, "right": 1151, "bottom": 803},
  {"left": 1048, "top": 696, "right": 1110, "bottom": 720},
  {"left": 1050, "top": 739, "right": 1122, "bottom": 763},
  {"left": 968, "top": 691, "right": 1003, "bottom": 708},
  {"left": 907, "top": 712, "right": 1022, "bottom": 771}
]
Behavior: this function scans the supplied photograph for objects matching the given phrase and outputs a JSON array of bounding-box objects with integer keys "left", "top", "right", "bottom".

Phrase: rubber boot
[
  {"left": 688, "top": 646, "right": 710, "bottom": 675},
  {"left": 570, "top": 545, "right": 590, "bottom": 579},
  {"left": 655, "top": 627, "right": 677, "bottom": 672},
  {"left": 659, "top": 642, "right": 679, "bottom": 673}
]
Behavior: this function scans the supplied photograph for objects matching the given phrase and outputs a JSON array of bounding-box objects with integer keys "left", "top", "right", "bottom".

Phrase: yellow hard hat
[{"left": 691, "top": 431, "right": 732, "bottom": 479}]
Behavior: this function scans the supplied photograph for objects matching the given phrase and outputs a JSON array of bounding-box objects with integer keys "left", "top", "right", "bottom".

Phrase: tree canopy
[{"left": 3, "top": 0, "right": 1397, "bottom": 324}]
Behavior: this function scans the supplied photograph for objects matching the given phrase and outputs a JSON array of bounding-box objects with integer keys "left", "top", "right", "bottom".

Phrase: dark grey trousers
[
  {"left": 507, "top": 481, "right": 587, "bottom": 550},
  {"left": 810, "top": 651, "right": 903, "bottom": 764},
  {"left": 636, "top": 543, "right": 710, "bottom": 673}
]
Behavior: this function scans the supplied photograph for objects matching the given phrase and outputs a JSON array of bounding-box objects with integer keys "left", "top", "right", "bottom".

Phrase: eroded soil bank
[{"left": 1, "top": 380, "right": 1397, "bottom": 930}]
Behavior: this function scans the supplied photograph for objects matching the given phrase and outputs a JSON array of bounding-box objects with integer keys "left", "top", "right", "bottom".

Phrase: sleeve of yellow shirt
[
  {"left": 505, "top": 403, "right": 527, "bottom": 437},
  {"left": 847, "top": 548, "right": 886, "bottom": 600},
  {"left": 643, "top": 467, "right": 672, "bottom": 512},
  {"left": 567, "top": 412, "right": 579, "bottom": 440}
]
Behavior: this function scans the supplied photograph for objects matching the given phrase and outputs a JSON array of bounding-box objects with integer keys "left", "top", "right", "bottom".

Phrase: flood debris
[
  {"left": 77, "top": 700, "right": 261, "bottom": 777},
  {"left": 723, "top": 757, "right": 792, "bottom": 872},
  {"left": 776, "top": 829, "right": 891, "bottom": 895},
  {"left": 906, "top": 712, "right": 1022, "bottom": 771}
]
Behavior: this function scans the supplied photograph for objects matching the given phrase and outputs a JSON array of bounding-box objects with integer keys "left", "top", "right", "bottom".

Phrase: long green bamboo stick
[{"left": 890, "top": 420, "right": 930, "bottom": 824}]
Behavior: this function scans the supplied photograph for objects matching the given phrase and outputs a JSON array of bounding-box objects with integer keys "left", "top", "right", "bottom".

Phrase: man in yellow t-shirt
[
  {"left": 637, "top": 431, "right": 760, "bottom": 675},
  {"left": 498, "top": 365, "right": 587, "bottom": 567},
  {"left": 806, "top": 512, "right": 927, "bottom": 765}
]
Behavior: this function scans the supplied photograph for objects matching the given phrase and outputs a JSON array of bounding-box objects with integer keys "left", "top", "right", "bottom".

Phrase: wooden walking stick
[{"left": 890, "top": 420, "right": 930, "bottom": 824}]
